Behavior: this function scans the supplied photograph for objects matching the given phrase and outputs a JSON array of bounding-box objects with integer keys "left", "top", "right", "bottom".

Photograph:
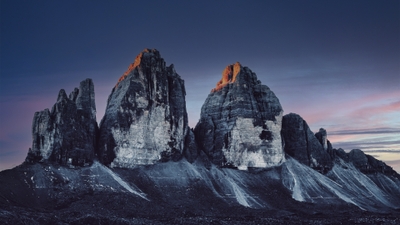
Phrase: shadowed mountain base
[{"left": 1, "top": 157, "right": 399, "bottom": 224}]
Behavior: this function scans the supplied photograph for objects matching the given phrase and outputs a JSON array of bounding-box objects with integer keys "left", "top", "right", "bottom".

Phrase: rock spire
[
  {"left": 194, "top": 62, "right": 285, "bottom": 170},
  {"left": 98, "top": 49, "right": 193, "bottom": 168},
  {"left": 281, "top": 113, "right": 333, "bottom": 172},
  {"left": 26, "top": 79, "right": 98, "bottom": 167}
]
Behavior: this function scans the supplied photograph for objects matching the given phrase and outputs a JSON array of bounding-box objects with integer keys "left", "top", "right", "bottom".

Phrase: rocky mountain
[
  {"left": 98, "top": 49, "right": 194, "bottom": 168},
  {"left": 194, "top": 62, "right": 285, "bottom": 170},
  {"left": 25, "top": 79, "right": 97, "bottom": 167},
  {"left": 281, "top": 113, "right": 333, "bottom": 173},
  {"left": 334, "top": 148, "right": 399, "bottom": 177},
  {"left": 1, "top": 50, "right": 400, "bottom": 224}
]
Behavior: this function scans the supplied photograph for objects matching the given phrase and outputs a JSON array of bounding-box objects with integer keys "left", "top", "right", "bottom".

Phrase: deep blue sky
[{"left": 1, "top": 0, "right": 399, "bottom": 171}]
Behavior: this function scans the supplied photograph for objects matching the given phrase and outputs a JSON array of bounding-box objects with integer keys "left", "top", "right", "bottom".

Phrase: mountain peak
[
  {"left": 57, "top": 89, "right": 68, "bottom": 102},
  {"left": 196, "top": 63, "right": 284, "bottom": 169},
  {"left": 26, "top": 79, "right": 98, "bottom": 167},
  {"left": 213, "top": 62, "right": 242, "bottom": 92},
  {"left": 99, "top": 49, "right": 191, "bottom": 168},
  {"left": 212, "top": 62, "right": 261, "bottom": 93},
  {"left": 116, "top": 48, "right": 162, "bottom": 87}
]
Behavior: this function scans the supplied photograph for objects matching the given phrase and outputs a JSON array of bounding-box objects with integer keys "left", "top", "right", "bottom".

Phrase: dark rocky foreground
[
  {"left": 2, "top": 206, "right": 399, "bottom": 225},
  {"left": 1, "top": 159, "right": 399, "bottom": 225},
  {"left": 1, "top": 49, "right": 400, "bottom": 224}
]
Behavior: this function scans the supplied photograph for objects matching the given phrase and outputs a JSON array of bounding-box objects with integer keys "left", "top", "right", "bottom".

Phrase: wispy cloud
[
  {"left": 332, "top": 139, "right": 400, "bottom": 151},
  {"left": 346, "top": 100, "right": 400, "bottom": 125},
  {"left": 330, "top": 128, "right": 400, "bottom": 136},
  {"left": 363, "top": 150, "right": 400, "bottom": 153}
]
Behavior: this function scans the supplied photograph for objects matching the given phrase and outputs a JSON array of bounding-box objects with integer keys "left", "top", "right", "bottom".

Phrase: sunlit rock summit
[
  {"left": 25, "top": 79, "right": 97, "bottom": 167},
  {"left": 98, "top": 49, "right": 193, "bottom": 168},
  {"left": 194, "top": 62, "right": 285, "bottom": 170}
]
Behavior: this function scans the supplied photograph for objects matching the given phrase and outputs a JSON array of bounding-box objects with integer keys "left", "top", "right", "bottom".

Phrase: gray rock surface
[
  {"left": 98, "top": 49, "right": 191, "bottom": 168},
  {"left": 26, "top": 79, "right": 97, "bottom": 167},
  {"left": 335, "top": 149, "right": 399, "bottom": 177},
  {"left": 281, "top": 113, "right": 332, "bottom": 172},
  {"left": 333, "top": 148, "right": 348, "bottom": 160},
  {"left": 348, "top": 149, "right": 368, "bottom": 168},
  {"left": 194, "top": 62, "right": 285, "bottom": 170},
  {"left": 183, "top": 129, "right": 198, "bottom": 163},
  {"left": 315, "top": 128, "right": 328, "bottom": 150}
]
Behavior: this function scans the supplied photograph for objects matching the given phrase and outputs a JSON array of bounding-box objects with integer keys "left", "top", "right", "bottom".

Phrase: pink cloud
[
  {"left": 301, "top": 90, "right": 400, "bottom": 131},
  {"left": 348, "top": 100, "right": 400, "bottom": 123}
]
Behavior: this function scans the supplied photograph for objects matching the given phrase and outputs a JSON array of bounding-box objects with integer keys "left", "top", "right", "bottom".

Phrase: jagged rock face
[
  {"left": 334, "top": 149, "right": 399, "bottom": 177},
  {"left": 348, "top": 149, "right": 368, "bottom": 167},
  {"left": 315, "top": 128, "right": 328, "bottom": 150},
  {"left": 183, "top": 129, "right": 198, "bottom": 163},
  {"left": 26, "top": 79, "right": 97, "bottom": 166},
  {"left": 281, "top": 113, "right": 332, "bottom": 172},
  {"left": 333, "top": 148, "right": 348, "bottom": 160},
  {"left": 98, "top": 49, "right": 190, "bottom": 168},
  {"left": 194, "top": 62, "right": 285, "bottom": 170}
]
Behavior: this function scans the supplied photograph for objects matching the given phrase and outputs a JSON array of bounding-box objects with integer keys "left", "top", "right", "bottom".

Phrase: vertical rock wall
[
  {"left": 194, "top": 62, "right": 285, "bottom": 170},
  {"left": 98, "top": 49, "right": 190, "bottom": 168},
  {"left": 281, "top": 113, "right": 333, "bottom": 172},
  {"left": 26, "top": 79, "right": 98, "bottom": 166}
]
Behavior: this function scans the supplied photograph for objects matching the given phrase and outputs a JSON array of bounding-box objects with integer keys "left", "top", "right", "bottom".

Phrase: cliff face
[
  {"left": 281, "top": 113, "right": 333, "bottom": 172},
  {"left": 332, "top": 148, "right": 399, "bottom": 177},
  {"left": 26, "top": 79, "right": 97, "bottom": 167},
  {"left": 194, "top": 62, "right": 285, "bottom": 170},
  {"left": 98, "top": 49, "right": 191, "bottom": 168}
]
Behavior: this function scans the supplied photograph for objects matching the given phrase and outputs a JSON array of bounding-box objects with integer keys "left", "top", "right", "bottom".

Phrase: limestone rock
[
  {"left": 281, "top": 113, "right": 332, "bottom": 172},
  {"left": 281, "top": 113, "right": 309, "bottom": 165},
  {"left": 98, "top": 49, "right": 190, "bottom": 168},
  {"left": 348, "top": 149, "right": 368, "bottom": 168},
  {"left": 315, "top": 128, "right": 328, "bottom": 150},
  {"left": 335, "top": 149, "right": 398, "bottom": 176},
  {"left": 194, "top": 62, "right": 285, "bottom": 170},
  {"left": 333, "top": 148, "right": 348, "bottom": 160},
  {"left": 25, "top": 79, "right": 98, "bottom": 167},
  {"left": 183, "top": 129, "right": 198, "bottom": 163}
]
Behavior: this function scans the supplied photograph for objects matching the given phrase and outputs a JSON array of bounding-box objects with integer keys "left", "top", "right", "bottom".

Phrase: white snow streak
[
  {"left": 96, "top": 162, "right": 149, "bottom": 201},
  {"left": 226, "top": 177, "right": 251, "bottom": 207}
]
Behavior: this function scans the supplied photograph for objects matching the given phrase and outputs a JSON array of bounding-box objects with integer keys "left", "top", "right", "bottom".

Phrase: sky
[{"left": 1, "top": 0, "right": 399, "bottom": 172}]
